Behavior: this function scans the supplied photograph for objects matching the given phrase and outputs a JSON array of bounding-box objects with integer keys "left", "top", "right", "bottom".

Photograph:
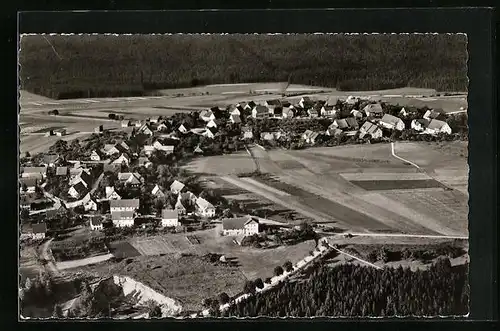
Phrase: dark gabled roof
[
  {"left": 254, "top": 105, "right": 269, "bottom": 114},
  {"left": 266, "top": 99, "right": 282, "bottom": 106},
  {"left": 248, "top": 101, "right": 256, "bottom": 107},
  {"left": 222, "top": 216, "right": 259, "bottom": 230},
  {"left": 32, "top": 223, "right": 47, "bottom": 234},
  {"left": 90, "top": 216, "right": 103, "bottom": 226},
  {"left": 71, "top": 182, "right": 87, "bottom": 195}
]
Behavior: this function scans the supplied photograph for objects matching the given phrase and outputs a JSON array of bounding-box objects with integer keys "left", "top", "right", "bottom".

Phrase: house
[
  {"left": 423, "top": 119, "right": 452, "bottom": 135},
  {"left": 206, "top": 119, "right": 217, "bottom": 128},
  {"left": 260, "top": 132, "right": 275, "bottom": 141},
  {"left": 246, "top": 101, "right": 256, "bottom": 110},
  {"left": 379, "top": 114, "right": 405, "bottom": 131},
  {"left": 54, "top": 128, "right": 67, "bottom": 136},
  {"left": 151, "top": 184, "right": 165, "bottom": 199},
  {"left": 350, "top": 109, "right": 364, "bottom": 118},
  {"left": 89, "top": 216, "right": 104, "bottom": 231},
  {"left": 423, "top": 108, "right": 446, "bottom": 121},
  {"left": 152, "top": 141, "right": 175, "bottom": 154},
  {"left": 326, "top": 96, "right": 339, "bottom": 106},
  {"left": 121, "top": 120, "right": 132, "bottom": 128},
  {"left": 84, "top": 197, "right": 98, "bottom": 211},
  {"left": 21, "top": 167, "right": 47, "bottom": 179},
  {"left": 307, "top": 108, "right": 319, "bottom": 118},
  {"left": 111, "top": 211, "right": 135, "bottom": 228},
  {"left": 68, "top": 182, "right": 87, "bottom": 199},
  {"left": 326, "top": 127, "right": 343, "bottom": 137},
  {"left": 137, "top": 123, "right": 154, "bottom": 136},
  {"left": 143, "top": 145, "right": 155, "bottom": 156},
  {"left": 204, "top": 127, "right": 218, "bottom": 139},
  {"left": 222, "top": 215, "right": 260, "bottom": 236},
  {"left": 103, "top": 163, "right": 121, "bottom": 173},
  {"left": 94, "top": 125, "right": 104, "bottom": 133},
  {"left": 411, "top": 119, "right": 430, "bottom": 132},
  {"left": 137, "top": 157, "right": 152, "bottom": 168},
  {"left": 105, "top": 186, "right": 121, "bottom": 200},
  {"left": 196, "top": 197, "right": 215, "bottom": 218},
  {"left": 90, "top": 149, "right": 104, "bottom": 161},
  {"left": 20, "top": 192, "right": 39, "bottom": 210},
  {"left": 282, "top": 107, "right": 295, "bottom": 119},
  {"left": 230, "top": 114, "right": 242, "bottom": 124},
  {"left": 156, "top": 123, "right": 169, "bottom": 132},
  {"left": 332, "top": 117, "right": 359, "bottom": 130},
  {"left": 149, "top": 116, "right": 162, "bottom": 124},
  {"left": 229, "top": 106, "right": 241, "bottom": 116},
  {"left": 19, "top": 177, "right": 38, "bottom": 194},
  {"left": 112, "top": 154, "right": 130, "bottom": 166},
  {"left": 118, "top": 172, "right": 143, "bottom": 187},
  {"left": 345, "top": 95, "right": 359, "bottom": 105},
  {"left": 399, "top": 107, "right": 411, "bottom": 117},
  {"left": 21, "top": 223, "right": 47, "bottom": 240},
  {"left": 178, "top": 124, "right": 189, "bottom": 134},
  {"left": 321, "top": 105, "right": 338, "bottom": 118},
  {"left": 194, "top": 145, "right": 204, "bottom": 154},
  {"left": 200, "top": 110, "right": 216, "bottom": 122},
  {"left": 265, "top": 99, "right": 282, "bottom": 109},
  {"left": 69, "top": 168, "right": 92, "bottom": 187},
  {"left": 242, "top": 126, "right": 254, "bottom": 139},
  {"left": 110, "top": 199, "right": 139, "bottom": 213},
  {"left": 174, "top": 199, "right": 187, "bottom": 215},
  {"left": 170, "top": 180, "right": 186, "bottom": 194},
  {"left": 298, "top": 97, "right": 314, "bottom": 109},
  {"left": 359, "top": 121, "right": 383, "bottom": 139},
  {"left": 252, "top": 105, "right": 270, "bottom": 119},
  {"left": 363, "top": 103, "right": 384, "bottom": 118},
  {"left": 42, "top": 154, "right": 59, "bottom": 167},
  {"left": 161, "top": 209, "right": 179, "bottom": 227},
  {"left": 102, "top": 144, "right": 120, "bottom": 156},
  {"left": 302, "top": 130, "right": 321, "bottom": 145},
  {"left": 270, "top": 107, "right": 283, "bottom": 119},
  {"left": 133, "top": 120, "right": 143, "bottom": 128}
]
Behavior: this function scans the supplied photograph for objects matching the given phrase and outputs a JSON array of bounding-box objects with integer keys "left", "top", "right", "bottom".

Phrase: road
[
  {"left": 331, "top": 246, "right": 382, "bottom": 270},
  {"left": 332, "top": 232, "right": 468, "bottom": 240}
]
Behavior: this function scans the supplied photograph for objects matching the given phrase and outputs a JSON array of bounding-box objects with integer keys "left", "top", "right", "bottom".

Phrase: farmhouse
[
  {"left": 105, "top": 186, "right": 121, "bottom": 200},
  {"left": 206, "top": 119, "right": 217, "bottom": 128},
  {"left": 112, "top": 154, "right": 130, "bottom": 166},
  {"left": 151, "top": 184, "right": 165, "bottom": 198},
  {"left": 230, "top": 114, "right": 242, "bottom": 124},
  {"left": 102, "top": 144, "right": 121, "bottom": 156},
  {"left": 411, "top": 119, "right": 429, "bottom": 132},
  {"left": 121, "top": 120, "right": 132, "bottom": 128},
  {"left": 68, "top": 182, "right": 87, "bottom": 199},
  {"left": 54, "top": 128, "right": 67, "bottom": 136},
  {"left": 332, "top": 117, "right": 359, "bottom": 130},
  {"left": 302, "top": 130, "right": 321, "bottom": 145},
  {"left": 69, "top": 168, "right": 92, "bottom": 187},
  {"left": 423, "top": 108, "right": 446, "bottom": 121},
  {"left": 118, "top": 172, "right": 143, "bottom": 187},
  {"left": 363, "top": 103, "right": 384, "bottom": 118},
  {"left": 307, "top": 108, "right": 319, "bottom": 118},
  {"left": 110, "top": 199, "right": 139, "bottom": 213},
  {"left": 152, "top": 141, "right": 175, "bottom": 154},
  {"left": 174, "top": 198, "right": 187, "bottom": 215},
  {"left": 282, "top": 107, "right": 295, "bottom": 119},
  {"left": 196, "top": 197, "right": 215, "bottom": 218},
  {"left": 379, "top": 114, "right": 405, "bottom": 131},
  {"left": 170, "top": 180, "right": 186, "bottom": 194},
  {"left": 112, "top": 211, "right": 135, "bottom": 228},
  {"left": 299, "top": 97, "right": 314, "bottom": 109},
  {"left": 200, "top": 110, "right": 216, "bottom": 122},
  {"left": 21, "top": 167, "right": 47, "bottom": 179},
  {"left": 90, "top": 149, "right": 104, "bottom": 161},
  {"left": 178, "top": 124, "right": 190, "bottom": 134},
  {"left": 21, "top": 223, "right": 47, "bottom": 241},
  {"left": 359, "top": 121, "right": 383, "bottom": 139},
  {"left": 84, "top": 197, "right": 98, "bottom": 211},
  {"left": 424, "top": 119, "right": 452, "bottom": 135},
  {"left": 252, "top": 105, "right": 270, "bottom": 119},
  {"left": 321, "top": 105, "right": 338, "bottom": 117},
  {"left": 56, "top": 167, "right": 68, "bottom": 176},
  {"left": 89, "top": 216, "right": 104, "bottom": 231},
  {"left": 19, "top": 177, "right": 38, "bottom": 193},
  {"left": 265, "top": 99, "right": 282, "bottom": 109},
  {"left": 161, "top": 209, "right": 179, "bottom": 227},
  {"left": 222, "top": 215, "right": 260, "bottom": 236},
  {"left": 137, "top": 123, "right": 154, "bottom": 136}
]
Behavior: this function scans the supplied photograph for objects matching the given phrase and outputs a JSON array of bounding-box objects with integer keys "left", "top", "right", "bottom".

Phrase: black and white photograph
[{"left": 18, "top": 33, "right": 469, "bottom": 319}]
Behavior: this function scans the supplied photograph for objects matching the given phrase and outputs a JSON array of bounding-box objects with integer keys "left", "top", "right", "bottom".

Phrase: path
[
  {"left": 331, "top": 246, "right": 383, "bottom": 270},
  {"left": 391, "top": 142, "right": 421, "bottom": 169},
  {"left": 337, "top": 232, "right": 468, "bottom": 240}
]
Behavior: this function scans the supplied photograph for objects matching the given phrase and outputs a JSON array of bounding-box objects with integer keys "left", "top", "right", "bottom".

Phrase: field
[{"left": 19, "top": 244, "right": 44, "bottom": 284}]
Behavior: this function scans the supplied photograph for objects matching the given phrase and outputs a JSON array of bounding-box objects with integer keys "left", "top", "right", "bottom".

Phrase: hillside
[{"left": 19, "top": 34, "right": 468, "bottom": 99}]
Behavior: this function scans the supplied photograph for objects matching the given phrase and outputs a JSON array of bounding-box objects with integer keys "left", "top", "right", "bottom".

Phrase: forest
[
  {"left": 19, "top": 34, "right": 468, "bottom": 99},
  {"left": 224, "top": 258, "right": 469, "bottom": 317}
]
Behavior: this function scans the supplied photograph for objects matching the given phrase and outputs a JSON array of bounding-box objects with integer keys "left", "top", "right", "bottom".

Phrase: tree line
[
  {"left": 20, "top": 34, "right": 467, "bottom": 99},
  {"left": 224, "top": 258, "right": 469, "bottom": 317}
]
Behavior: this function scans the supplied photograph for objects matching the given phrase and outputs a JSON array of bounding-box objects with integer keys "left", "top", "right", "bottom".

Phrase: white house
[
  {"left": 302, "top": 130, "right": 321, "bottom": 145},
  {"left": 299, "top": 97, "right": 314, "bottom": 109},
  {"left": 282, "top": 107, "right": 295, "bottom": 119},
  {"left": 200, "top": 110, "right": 216, "bottom": 122},
  {"left": 118, "top": 172, "right": 143, "bottom": 187},
  {"left": 222, "top": 215, "right": 260, "bottom": 236},
  {"left": 143, "top": 145, "right": 155, "bottom": 156},
  {"left": 89, "top": 216, "right": 104, "bottom": 231},
  {"left": 170, "top": 180, "right": 186, "bottom": 194},
  {"left": 84, "top": 197, "right": 98, "bottom": 211},
  {"left": 345, "top": 95, "right": 359, "bottom": 105},
  {"left": 320, "top": 105, "right": 338, "bottom": 118},
  {"left": 332, "top": 117, "right": 359, "bottom": 130},
  {"left": 242, "top": 126, "right": 254, "bottom": 139},
  {"left": 399, "top": 107, "right": 411, "bottom": 117},
  {"left": 111, "top": 211, "right": 135, "bottom": 228},
  {"left": 103, "top": 144, "right": 121, "bottom": 156},
  {"left": 307, "top": 108, "right": 319, "bottom": 118},
  {"left": 265, "top": 99, "right": 282, "bottom": 109},
  {"left": 411, "top": 119, "right": 429, "bottom": 132},
  {"left": 230, "top": 114, "right": 242, "bottom": 124},
  {"left": 161, "top": 209, "right": 179, "bottom": 227},
  {"left": 174, "top": 198, "right": 187, "bottom": 215},
  {"left": 105, "top": 186, "right": 122, "bottom": 200},
  {"left": 151, "top": 184, "right": 165, "bottom": 198},
  {"left": 206, "top": 119, "right": 217, "bottom": 128},
  {"left": 363, "top": 103, "right": 384, "bottom": 118},
  {"left": 230, "top": 107, "right": 241, "bottom": 116},
  {"left": 112, "top": 154, "right": 130, "bottom": 166},
  {"left": 68, "top": 182, "right": 87, "bottom": 199},
  {"left": 196, "top": 197, "right": 215, "bottom": 218},
  {"left": 379, "top": 114, "right": 405, "bottom": 131},
  {"left": 423, "top": 119, "right": 452, "bottom": 135},
  {"left": 156, "top": 123, "right": 168, "bottom": 132},
  {"left": 359, "top": 121, "right": 383, "bottom": 139},
  {"left": 252, "top": 105, "right": 270, "bottom": 119},
  {"left": 178, "top": 124, "right": 189, "bottom": 134},
  {"left": 110, "top": 199, "right": 139, "bottom": 213},
  {"left": 90, "top": 150, "right": 105, "bottom": 161}
]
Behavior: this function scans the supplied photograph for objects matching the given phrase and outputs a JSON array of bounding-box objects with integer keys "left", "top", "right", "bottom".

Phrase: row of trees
[
  {"left": 223, "top": 258, "right": 469, "bottom": 317},
  {"left": 20, "top": 34, "right": 467, "bottom": 99}
]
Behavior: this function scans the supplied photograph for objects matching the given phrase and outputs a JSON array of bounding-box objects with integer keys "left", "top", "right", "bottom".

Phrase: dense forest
[
  {"left": 224, "top": 258, "right": 469, "bottom": 317},
  {"left": 19, "top": 34, "right": 468, "bottom": 99}
]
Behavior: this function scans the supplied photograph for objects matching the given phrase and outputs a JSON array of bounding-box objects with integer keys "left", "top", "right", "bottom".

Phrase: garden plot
[
  {"left": 183, "top": 152, "right": 256, "bottom": 175},
  {"left": 349, "top": 179, "right": 444, "bottom": 191},
  {"left": 340, "top": 172, "right": 432, "bottom": 181},
  {"left": 130, "top": 235, "right": 200, "bottom": 256}
]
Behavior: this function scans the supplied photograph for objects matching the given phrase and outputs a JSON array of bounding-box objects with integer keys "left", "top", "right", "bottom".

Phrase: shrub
[
  {"left": 254, "top": 278, "right": 264, "bottom": 289},
  {"left": 274, "top": 266, "right": 284, "bottom": 276},
  {"left": 283, "top": 261, "right": 293, "bottom": 272}
]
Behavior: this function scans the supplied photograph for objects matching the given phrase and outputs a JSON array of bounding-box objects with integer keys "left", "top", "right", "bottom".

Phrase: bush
[
  {"left": 254, "top": 278, "right": 264, "bottom": 289},
  {"left": 274, "top": 266, "right": 284, "bottom": 276},
  {"left": 218, "top": 292, "right": 230, "bottom": 305},
  {"left": 264, "top": 277, "right": 272, "bottom": 284},
  {"left": 243, "top": 280, "right": 256, "bottom": 295},
  {"left": 283, "top": 261, "right": 293, "bottom": 272}
]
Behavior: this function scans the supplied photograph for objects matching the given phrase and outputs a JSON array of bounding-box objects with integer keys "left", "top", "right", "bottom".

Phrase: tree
[
  {"left": 218, "top": 292, "right": 230, "bottom": 305},
  {"left": 254, "top": 278, "right": 264, "bottom": 289},
  {"left": 274, "top": 265, "right": 284, "bottom": 276},
  {"left": 283, "top": 260, "right": 293, "bottom": 272},
  {"left": 146, "top": 300, "right": 162, "bottom": 318},
  {"left": 243, "top": 280, "right": 256, "bottom": 295},
  {"left": 21, "top": 183, "right": 28, "bottom": 192},
  {"left": 52, "top": 304, "right": 64, "bottom": 318},
  {"left": 264, "top": 277, "right": 272, "bottom": 284}
]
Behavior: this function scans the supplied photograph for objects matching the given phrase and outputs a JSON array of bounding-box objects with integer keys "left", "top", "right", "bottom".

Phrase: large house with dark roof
[
  {"left": 161, "top": 209, "right": 179, "bottom": 227},
  {"left": 222, "top": 215, "right": 260, "bottom": 236}
]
